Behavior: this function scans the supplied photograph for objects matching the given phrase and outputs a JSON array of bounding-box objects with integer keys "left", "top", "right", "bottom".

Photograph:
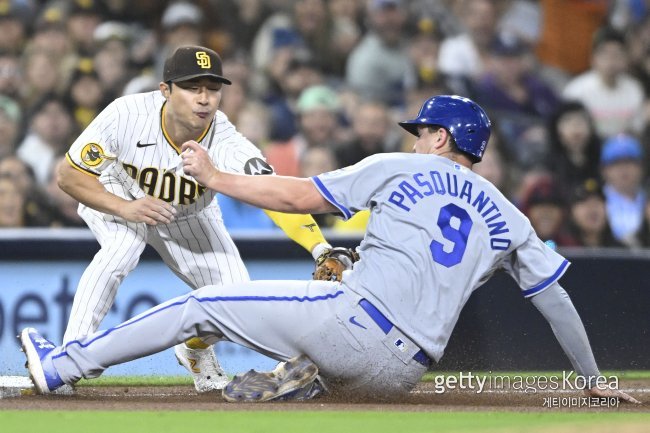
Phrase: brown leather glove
[{"left": 313, "top": 247, "right": 359, "bottom": 282}]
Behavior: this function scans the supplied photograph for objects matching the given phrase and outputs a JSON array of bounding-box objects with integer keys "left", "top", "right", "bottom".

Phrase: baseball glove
[{"left": 313, "top": 247, "right": 359, "bottom": 282}]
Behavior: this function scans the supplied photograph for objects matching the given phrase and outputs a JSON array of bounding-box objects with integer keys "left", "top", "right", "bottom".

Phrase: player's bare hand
[
  {"left": 181, "top": 140, "right": 218, "bottom": 187},
  {"left": 584, "top": 386, "right": 642, "bottom": 404},
  {"left": 120, "top": 196, "right": 176, "bottom": 225}
]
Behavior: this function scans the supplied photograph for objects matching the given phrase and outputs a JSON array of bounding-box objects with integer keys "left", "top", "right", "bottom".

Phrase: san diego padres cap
[{"left": 163, "top": 46, "right": 232, "bottom": 85}]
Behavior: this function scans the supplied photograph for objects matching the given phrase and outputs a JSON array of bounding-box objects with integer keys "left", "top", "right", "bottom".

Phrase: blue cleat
[{"left": 20, "top": 328, "right": 65, "bottom": 394}]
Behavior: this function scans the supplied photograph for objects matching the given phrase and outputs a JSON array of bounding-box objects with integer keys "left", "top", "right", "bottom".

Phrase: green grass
[
  {"left": 0, "top": 411, "right": 649, "bottom": 433},
  {"left": 76, "top": 375, "right": 193, "bottom": 387},
  {"left": 0, "top": 411, "right": 650, "bottom": 433}
]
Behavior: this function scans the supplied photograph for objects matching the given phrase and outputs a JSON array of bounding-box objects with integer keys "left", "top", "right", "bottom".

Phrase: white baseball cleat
[{"left": 174, "top": 343, "right": 229, "bottom": 392}]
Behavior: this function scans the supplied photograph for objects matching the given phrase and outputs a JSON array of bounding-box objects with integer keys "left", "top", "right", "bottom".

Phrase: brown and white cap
[{"left": 163, "top": 46, "right": 231, "bottom": 85}]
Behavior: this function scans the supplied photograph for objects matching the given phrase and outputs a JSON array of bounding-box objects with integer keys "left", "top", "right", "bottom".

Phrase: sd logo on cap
[{"left": 163, "top": 46, "right": 231, "bottom": 85}]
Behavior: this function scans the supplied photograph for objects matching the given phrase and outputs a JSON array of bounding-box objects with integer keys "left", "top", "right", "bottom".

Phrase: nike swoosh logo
[
  {"left": 349, "top": 316, "right": 367, "bottom": 330},
  {"left": 136, "top": 141, "right": 156, "bottom": 148}
]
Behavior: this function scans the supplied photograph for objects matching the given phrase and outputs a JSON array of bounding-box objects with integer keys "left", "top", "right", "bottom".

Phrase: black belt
[{"left": 359, "top": 299, "right": 431, "bottom": 367}]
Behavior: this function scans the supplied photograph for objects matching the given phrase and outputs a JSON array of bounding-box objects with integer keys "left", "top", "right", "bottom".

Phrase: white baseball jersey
[
  {"left": 312, "top": 153, "right": 569, "bottom": 361},
  {"left": 67, "top": 91, "right": 271, "bottom": 215},
  {"left": 63, "top": 91, "right": 273, "bottom": 341}
]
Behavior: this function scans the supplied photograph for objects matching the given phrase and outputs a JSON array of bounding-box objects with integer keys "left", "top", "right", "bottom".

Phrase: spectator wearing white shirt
[
  {"left": 437, "top": 0, "right": 497, "bottom": 79},
  {"left": 563, "top": 27, "right": 645, "bottom": 139}
]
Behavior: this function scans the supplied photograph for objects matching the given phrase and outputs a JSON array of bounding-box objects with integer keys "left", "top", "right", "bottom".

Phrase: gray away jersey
[
  {"left": 66, "top": 91, "right": 269, "bottom": 217},
  {"left": 312, "top": 153, "right": 569, "bottom": 362}
]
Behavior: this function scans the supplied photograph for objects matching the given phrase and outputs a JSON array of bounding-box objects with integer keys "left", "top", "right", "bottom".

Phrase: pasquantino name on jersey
[{"left": 387, "top": 169, "right": 511, "bottom": 251}]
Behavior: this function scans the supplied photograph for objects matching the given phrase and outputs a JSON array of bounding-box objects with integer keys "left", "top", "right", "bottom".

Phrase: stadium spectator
[
  {"left": 20, "top": 48, "right": 66, "bottom": 110},
  {"left": 0, "top": 175, "right": 25, "bottom": 228},
  {"left": 0, "top": 96, "right": 21, "bottom": 159},
  {"left": 327, "top": 0, "right": 363, "bottom": 76},
  {"left": 335, "top": 101, "right": 394, "bottom": 167},
  {"left": 219, "top": 60, "right": 251, "bottom": 125},
  {"left": 235, "top": 101, "right": 272, "bottom": 148},
  {"left": 265, "top": 84, "right": 345, "bottom": 176},
  {"left": 0, "top": 156, "right": 35, "bottom": 199},
  {"left": 562, "top": 27, "right": 645, "bottom": 139},
  {"left": 16, "top": 94, "right": 75, "bottom": 186},
  {"left": 30, "top": 5, "right": 75, "bottom": 61},
  {"left": 497, "top": 0, "right": 542, "bottom": 46},
  {"left": 520, "top": 175, "right": 576, "bottom": 246},
  {"left": 437, "top": 0, "right": 497, "bottom": 79},
  {"left": 66, "top": 0, "right": 105, "bottom": 56},
  {"left": 567, "top": 178, "right": 623, "bottom": 248},
  {"left": 210, "top": 0, "right": 271, "bottom": 56},
  {"left": 264, "top": 56, "right": 325, "bottom": 141},
  {"left": 476, "top": 34, "right": 559, "bottom": 120},
  {"left": 155, "top": 1, "right": 204, "bottom": 79},
  {"left": 545, "top": 101, "right": 602, "bottom": 188},
  {"left": 600, "top": 134, "right": 646, "bottom": 247},
  {"left": 0, "top": 51, "right": 21, "bottom": 100},
  {"left": 408, "top": 0, "right": 463, "bottom": 39},
  {"left": 407, "top": 26, "right": 469, "bottom": 95},
  {"left": 345, "top": 0, "right": 415, "bottom": 107},
  {"left": 626, "top": 16, "right": 650, "bottom": 97},
  {"left": 0, "top": 156, "right": 52, "bottom": 227},
  {"left": 65, "top": 58, "right": 108, "bottom": 131},
  {"left": 251, "top": 0, "right": 334, "bottom": 96},
  {"left": 0, "top": 0, "right": 28, "bottom": 54},
  {"left": 92, "top": 23, "right": 132, "bottom": 100}
]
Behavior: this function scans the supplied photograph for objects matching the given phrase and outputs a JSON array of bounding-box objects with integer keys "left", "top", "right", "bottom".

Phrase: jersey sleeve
[
  {"left": 209, "top": 112, "right": 274, "bottom": 175},
  {"left": 310, "top": 154, "right": 387, "bottom": 220},
  {"left": 502, "top": 227, "right": 571, "bottom": 298},
  {"left": 66, "top": 101, "right": 119, "bottom": 176}
]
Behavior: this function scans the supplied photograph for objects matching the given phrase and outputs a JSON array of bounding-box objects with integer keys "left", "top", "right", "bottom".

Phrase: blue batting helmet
[{"left": 399, "top": 95, "right": 491, "bottom": 161}]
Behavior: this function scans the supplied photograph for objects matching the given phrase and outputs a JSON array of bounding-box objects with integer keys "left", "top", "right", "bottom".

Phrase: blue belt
[{"left": 359, "top": 299, "right": 431, "bottom": 367}]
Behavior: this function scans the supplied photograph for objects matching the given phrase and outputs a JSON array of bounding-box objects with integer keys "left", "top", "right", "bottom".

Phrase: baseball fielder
[
  {"left": 56, "top": 46, "right": 333, "bottom": 392},
  {"left": 23, "top": 96, "right": 639, "bottom": 403}
]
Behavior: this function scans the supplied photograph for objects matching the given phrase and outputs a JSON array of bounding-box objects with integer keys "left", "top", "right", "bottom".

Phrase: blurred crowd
[{"left": 1, "top": 0, "right": 650, "bottom": 248}]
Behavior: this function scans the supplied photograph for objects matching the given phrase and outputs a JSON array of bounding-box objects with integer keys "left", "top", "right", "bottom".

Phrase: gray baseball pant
[{"left": 50, "top": 280, "right": 428, "bottom": 397}]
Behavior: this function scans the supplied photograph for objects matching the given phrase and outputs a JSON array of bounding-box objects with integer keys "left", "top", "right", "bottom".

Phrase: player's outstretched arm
[
  {"left": 530, "top": 282, "right": 641, "bottom": 404},
  {"left": 181, "top": 141, "right": 336, "bottom": 214},
  {"left": 58, "top": 159, "right": 176, "bottom": 225}
]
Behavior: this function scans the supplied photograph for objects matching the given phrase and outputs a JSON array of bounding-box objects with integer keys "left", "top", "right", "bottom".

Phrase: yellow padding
[
  {"left": 263, "top": 210, "right": 326, "bottom": 253},
  {"left": 185, "top": 337, "right": 210, "bottom": 350}
]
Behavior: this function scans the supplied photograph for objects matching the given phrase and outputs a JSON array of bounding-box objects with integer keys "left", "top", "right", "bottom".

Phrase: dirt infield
[{"left": 1, "top": 379, "right": 648, "bottom": 412}]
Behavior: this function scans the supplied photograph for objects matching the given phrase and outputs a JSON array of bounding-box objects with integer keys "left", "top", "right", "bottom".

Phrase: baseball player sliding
[
  {"left": 22, "top": 96, "right": 639, "bottom": 403},
  {"left": 55, "top": 46, "right": 335, "bottom": 393}
]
